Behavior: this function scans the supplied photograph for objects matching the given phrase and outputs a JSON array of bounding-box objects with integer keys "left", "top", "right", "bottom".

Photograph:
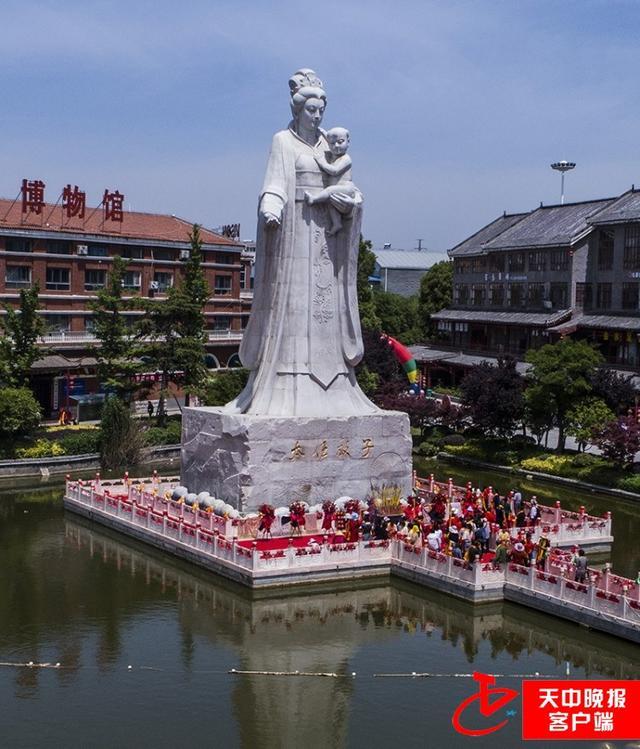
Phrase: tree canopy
[
  {"left": 418, "top": 260, "right": 453, "bottom": 338},
  {"left": 0, "top": 283, "right": 46, "bottom": 387},
  {"left": 525, "top": 339, "right": 603, "bottom": 451},
  {"left": 89, "top": 256, "right": 138, "bottom": 394},
  {"left": 459, "top": 356, "right": 524, "bottom": 437}
]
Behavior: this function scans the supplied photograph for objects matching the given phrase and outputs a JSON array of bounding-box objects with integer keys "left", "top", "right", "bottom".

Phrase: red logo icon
[{"left": 452, "top": 672, "right": 520, "bottom": 737}]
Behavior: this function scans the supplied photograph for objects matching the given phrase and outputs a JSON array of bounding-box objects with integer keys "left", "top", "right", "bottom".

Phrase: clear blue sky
[{"left": 2, "top": 0, "right": 639, "bottom": 251}]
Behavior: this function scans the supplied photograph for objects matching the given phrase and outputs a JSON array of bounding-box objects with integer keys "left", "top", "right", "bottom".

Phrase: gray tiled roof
[
  {"left": 589, "top": 190, "right": 640, "bottom": 225},
  {"left": 578, "top": 315, "right": 640, "bottom": 331},
  {"left": 431, "top": 308, "right": 571, "bottom": 326},
  {"left": 409, "top": 345, "right": 531, "bottom": 373},
  {"left": 483, "top": 199, "right": 615, "bottom": 251},
  {"left": 448, "top": 213, "right": 527, "bottom": 257},
  {"left": 374, "top": 249, "right": 449, "bottom": 270}
]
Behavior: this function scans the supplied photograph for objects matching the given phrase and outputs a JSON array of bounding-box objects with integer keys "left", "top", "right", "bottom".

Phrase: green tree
[
  {"left": 525, "top": 339, "right": 603, "bottom": 451},
  {"left": 99, "top": 395, "right": 143, "bottom": 469},
  {"left": 199, "top": 368, "right": 249, "bottom": 406},
  {"left": 89, "top": 256, "right": 138, "bottom": 393},
  {"left": 459, "top": 356, "right": 524, "bottom": 437},
  {"left": 0, "top": 283, "right": 46, "bottom": 386},
  {"left": 418, "top": 260, "right": 453, "bottom": 339},
  {"left": 0, "top": 387, "right": 41, "bottom": 439},
  {"left": 138, "top": 225, "right": 210, "bottom": 419},
  {"left": 566, "top": 398, "right": 615, "bottom": 452},
  {"left": 357, "top": 237, "right": 380, "bottom": 330},
  {"left": 373, "top": 291, "right": 421, "bottom": 344}
]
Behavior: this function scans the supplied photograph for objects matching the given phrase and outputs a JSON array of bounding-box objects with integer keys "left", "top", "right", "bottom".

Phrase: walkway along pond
[{"left": 63, "top": 474, "right": 640, "bottom": 644}]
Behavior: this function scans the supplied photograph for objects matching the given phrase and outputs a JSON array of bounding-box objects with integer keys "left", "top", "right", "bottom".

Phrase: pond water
[{"left": 1, "top": 469, "right": 639, "bottom": 748}]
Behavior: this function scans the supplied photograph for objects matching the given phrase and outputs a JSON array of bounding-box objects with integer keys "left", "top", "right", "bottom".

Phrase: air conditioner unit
[
  {"left": 179, "top": 249, "right": 190, "bottom": 261},
  {"left": 76, "top": 244, "right": 88, "bottom": 255}
]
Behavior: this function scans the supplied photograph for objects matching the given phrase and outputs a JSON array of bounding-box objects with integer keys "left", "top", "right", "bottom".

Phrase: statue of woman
[{"left": 227, "top": 69, "right": 379, "bottom": 417}]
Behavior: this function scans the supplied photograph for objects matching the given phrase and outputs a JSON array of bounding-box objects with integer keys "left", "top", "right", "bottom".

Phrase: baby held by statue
[{"left": 305, "top": 127, "right": 356, "bottom": 235}]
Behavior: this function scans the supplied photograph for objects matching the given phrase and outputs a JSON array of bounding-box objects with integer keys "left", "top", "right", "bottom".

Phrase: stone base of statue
[{"left": 180, "top": 407, "right": 413, "bottom": 512}]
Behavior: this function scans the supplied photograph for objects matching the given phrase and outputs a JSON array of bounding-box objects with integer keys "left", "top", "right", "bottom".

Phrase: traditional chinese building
[
  {"left": 0, "top": 181, "right": 253, "bottom": 416},
  {"left": 413, "top": 188, "right": 640, "bottom": 387}
]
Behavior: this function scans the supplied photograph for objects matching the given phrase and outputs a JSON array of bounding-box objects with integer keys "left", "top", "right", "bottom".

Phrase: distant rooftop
[
  {"left": 448, "top": 197, "right": 624, "bottom": 257},
  {"left": 483, "top": 199, "right": 615, "bottom": 252},
  {"left": 589, "top": 189, "right": 640, "bottom": 226},
  {"left": 0, "top": 198, "right": 239, "bottom": 247},
  {"left": 374, "top": 249, "right": 449, "bottom": 270},
  {"left": 448, "top": 213, "right": 527, "bottom": 257}
]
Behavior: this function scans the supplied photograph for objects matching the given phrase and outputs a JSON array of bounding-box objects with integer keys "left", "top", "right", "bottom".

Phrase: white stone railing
[
  {"left": 393, "top": 540, "right": 506, "bottom": 589},
  {"left": 505, "top": 563, "right": 640, "bottom": 628}
]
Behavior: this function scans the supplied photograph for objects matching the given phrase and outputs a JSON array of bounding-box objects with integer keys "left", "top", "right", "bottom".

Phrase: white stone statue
[{"left": 227, "top": 69, "right": 379, "bottom": 418}]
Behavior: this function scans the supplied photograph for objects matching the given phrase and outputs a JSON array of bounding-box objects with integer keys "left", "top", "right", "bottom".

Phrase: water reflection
[{"left": 2, "top": 490, "right": 640, "bottom": 748}]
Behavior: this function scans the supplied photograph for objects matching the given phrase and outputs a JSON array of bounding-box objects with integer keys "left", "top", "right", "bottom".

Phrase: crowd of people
[{"left": 256, "top": 482, "right": 592, "bottom": 580}]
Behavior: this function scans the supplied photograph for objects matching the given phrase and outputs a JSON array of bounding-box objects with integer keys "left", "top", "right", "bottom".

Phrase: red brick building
[{"left": 0, "top": 196, "right": 253, "bottom": 415}]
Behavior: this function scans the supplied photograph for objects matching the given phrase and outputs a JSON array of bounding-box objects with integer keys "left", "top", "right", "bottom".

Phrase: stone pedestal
[{"left": 180, "top": 407, "right": 413, "bottom": 512}]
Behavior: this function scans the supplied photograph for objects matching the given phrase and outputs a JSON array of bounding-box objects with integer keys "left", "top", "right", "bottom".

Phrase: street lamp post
[{"left": 551, "top": 161, "right": 576, "bottom": 205}]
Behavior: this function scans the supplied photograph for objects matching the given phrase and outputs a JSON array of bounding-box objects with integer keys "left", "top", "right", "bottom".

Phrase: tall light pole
[{"left": 551, "top": 161, "right": 576, "bottom": 205}]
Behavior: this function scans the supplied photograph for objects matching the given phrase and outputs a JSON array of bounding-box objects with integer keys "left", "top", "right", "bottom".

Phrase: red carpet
[{"left": 237, "top": 534, "right": 345, "bottom": 551}]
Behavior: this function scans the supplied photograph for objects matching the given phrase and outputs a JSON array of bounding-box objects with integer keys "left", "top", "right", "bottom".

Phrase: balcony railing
[{"left": 39, "top": 330, "right": 244, "bottom": 345}]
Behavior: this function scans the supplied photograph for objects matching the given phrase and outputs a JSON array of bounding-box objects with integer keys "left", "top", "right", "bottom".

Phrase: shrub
[
  {"left": 571, "top": 452, "right": 604, "bottom": 468},
  {"left": 58, "top": 431, "right": 101, "bottom": 455},
  {"left": 618, "top": 475, "right": 640, "bottom": 494},
  {"left": 99, "top": 396, "right": 143, "bottom": 469},
  {"left": 416, "top": 441, "right": 439, "bottom": 457},
  {"left": 144, "top": 420, "right": 182, "bottom": 446},
  {"left": 494, "top": 450, "right": 519, "bottom": 466},
  {"left": 441, "top": 434, "right": 465, "bottom": 446},
  {"left": 0, "top": 387, "right": 41, "bottom": 438},
  {"left": 16, "top": 439, "right": 65, "bottom": 458},
  {"left": 520, "top": 455, "right": 573, "bottom": 475}
]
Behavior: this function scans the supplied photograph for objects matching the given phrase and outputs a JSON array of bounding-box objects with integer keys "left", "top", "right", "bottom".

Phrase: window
[
  {"left": 120, "top": 246, "right": 144, "bottom": 259},
  {"left": 527, "top": 283, "right": 544, "bottom": 307},
  {"left": 622, "top": 282, "right": 639, "bottom": 311},
  {"left": 509, "top": 283, "right": 524, "bottom": 307},
  {"left": 487, "top": 254, "right": 505, "bottom": 273},
  {"left": 596, "top": 283, "right": 612, "bottom": 310},
  {"left": 528, "top": 251, "right": 546, "bottom": 272},
  {"left": 5, "top": 265, "right": 31, "bottom": 288},
  {"left": 85, "top": 317, "right": 96, "bottom": 333},
  {"left": 214, "top": 275, "right": 232, "bottom": 295},
  {"left": 85, "top": 269, "right": 106, "bottom": 290},
  {"left": 46, "top": 267, "right": 70, "bottom": 290},
  {"left": 489, "top": 284, "right": 504, "bottom": 306},
  {"left": 46, "top": 239, "right": 71, "bottom": 254},
  {"left": 87, "top": 244, "right": 109, "bottom": 257},
  {"left": 598, "top": 229, "right": 614, "bottom": 270},
  {"left": 575, "top": 282, "right": 592, "bottom": 309},
  {"left": 471, "top": 285, "right": 485, "bottom": 306},
  {"left": 240, "top": 267, "right": 246, "bottom": 288},
  {"left": 623, "top": 224, "right": 640, "bottom": 270},
  {"left": 549, "top": 282, "right": 568, "bottom": 308},
  {"left": 121, "top": 271, "right": 141, "bottom": 290},
  {"left": 471, "top": 256, "right": 486, "bottom": 273},
  {"left": 210, "top": 316, "right": 230, "bottom": 332},
  {"left": 153, "top": 271, "right": 173, "bottom": 291},
  {"left": 508, "top": 252, "right": 525, "bottom": 272},
  {"left": 5, "top": 238, "right": 33, "bottom": 253},
  {"left": 549, "top": 249, "right": 569, "bottom": 271},
  {"left": 45, "top": 314, "right": 70, "bottom": 333},
  {"left": 216, "top": 253, "right": 235, "bottom": 265},
  {"left": 153, "top": 248, "right": 175, "bottom": 261},
  {"left": 454, "top": 284, "right": 469, "bottom": 305},
  {"left": 455, "top": 259, "right": 472, "bottom": 274}
]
